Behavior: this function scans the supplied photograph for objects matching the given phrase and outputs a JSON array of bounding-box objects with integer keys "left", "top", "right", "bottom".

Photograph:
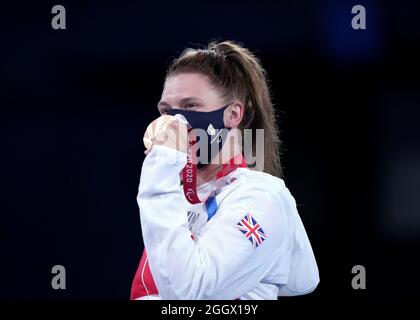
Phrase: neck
[
  {"left": 197, "top": 131, "right": 243, "bottom": 187},
  {"left": 197, "top": 163, "right": 222, "bottom": 187}
]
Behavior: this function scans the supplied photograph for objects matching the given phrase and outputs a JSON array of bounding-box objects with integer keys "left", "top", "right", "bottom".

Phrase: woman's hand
[{"left": 143, "top": 115, "right": 189, "bottom": 155}]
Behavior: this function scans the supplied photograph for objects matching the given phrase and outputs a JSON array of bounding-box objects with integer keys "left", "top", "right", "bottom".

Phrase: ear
[{"left": 224, "top": 101, "right": 244, "bottom": 128}]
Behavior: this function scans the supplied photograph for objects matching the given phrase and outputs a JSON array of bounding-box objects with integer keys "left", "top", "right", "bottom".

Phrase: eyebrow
[
  {"left": 157, "top": 97, "right": 204, "bottom": 110},
  {"left": 157, "top": 101, "right": 171, "bottom": 109}
]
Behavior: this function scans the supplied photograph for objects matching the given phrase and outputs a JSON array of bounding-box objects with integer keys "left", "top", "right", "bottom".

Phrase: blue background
[{"left": 1, "top": 0, "right": 419, "bottom": 301}]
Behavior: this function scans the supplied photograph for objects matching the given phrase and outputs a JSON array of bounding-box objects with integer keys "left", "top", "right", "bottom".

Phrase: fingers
[
  {"left": 144, "top": 145, "right": 153, "bottom": 155},
  {"left": 143, "top": 116, "right": 189, "bottom": 153}
]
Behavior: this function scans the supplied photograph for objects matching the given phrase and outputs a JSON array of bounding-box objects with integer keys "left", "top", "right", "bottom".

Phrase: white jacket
[{"left": 137, "top": 145, "right": 319, "bottom": 300}]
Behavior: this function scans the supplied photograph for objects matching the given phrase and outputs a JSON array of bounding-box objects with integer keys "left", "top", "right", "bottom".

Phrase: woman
[{"left": 131, "top": 40, "right": 319, "bottom": 300}]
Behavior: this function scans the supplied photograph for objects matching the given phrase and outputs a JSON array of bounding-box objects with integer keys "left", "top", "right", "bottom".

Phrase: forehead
[{"left": 161, "top": 73, "right": 222, "bottom": 103}]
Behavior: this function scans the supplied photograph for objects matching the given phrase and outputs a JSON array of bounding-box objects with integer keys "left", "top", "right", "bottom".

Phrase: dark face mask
[{"left": 166, "top": 104, "right": 231, "bottom": 168}]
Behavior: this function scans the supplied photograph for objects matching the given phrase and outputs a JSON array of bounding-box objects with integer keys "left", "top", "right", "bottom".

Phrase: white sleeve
[{"left": 138, "top": 145, "right": 288, "bottom": 300}]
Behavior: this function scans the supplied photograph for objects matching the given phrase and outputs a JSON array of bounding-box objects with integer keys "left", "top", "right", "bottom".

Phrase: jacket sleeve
[{"left": 137, "top": 145, "right": 289, "bottom": 300}]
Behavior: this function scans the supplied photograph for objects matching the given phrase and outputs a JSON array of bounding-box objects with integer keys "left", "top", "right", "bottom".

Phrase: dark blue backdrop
[{"left": 1, "top": 0, "right": 419, "bottom": 300}]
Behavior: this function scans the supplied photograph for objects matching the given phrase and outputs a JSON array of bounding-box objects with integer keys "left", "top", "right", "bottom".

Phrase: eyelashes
[{"left": 159, "top": 103, "right": 197, "bottom": 115}]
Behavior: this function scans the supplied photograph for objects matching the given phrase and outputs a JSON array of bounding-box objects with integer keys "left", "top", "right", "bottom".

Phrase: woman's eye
[
  {"left": 184, "top": 103, "right": 195, "bottom": 109},
  {"left": 160, "top": 107, "right": 169, "bottom": 115}
]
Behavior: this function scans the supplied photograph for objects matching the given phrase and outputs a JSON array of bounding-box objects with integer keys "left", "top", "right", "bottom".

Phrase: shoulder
[
  {"left": 224, "top": 168, "right": 296, "bottom": 210},
  {"left": 218, "top": 168, "right": 298, "bottom": 243}
]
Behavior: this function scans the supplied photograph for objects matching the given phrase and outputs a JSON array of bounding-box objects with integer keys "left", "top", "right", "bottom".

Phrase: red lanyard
[{"left": 182, "top": 133, "right": 247, "bottom": 204}]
